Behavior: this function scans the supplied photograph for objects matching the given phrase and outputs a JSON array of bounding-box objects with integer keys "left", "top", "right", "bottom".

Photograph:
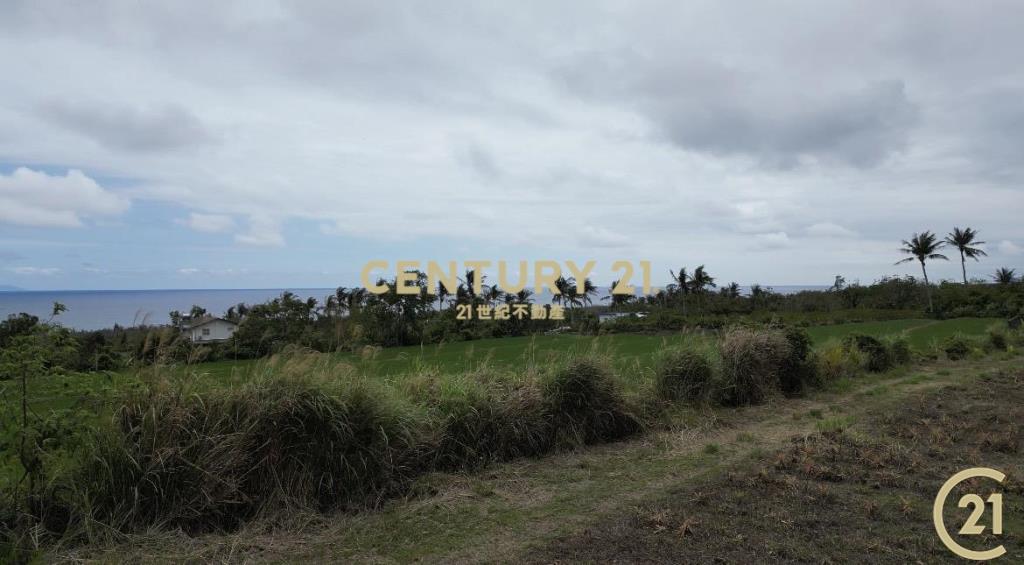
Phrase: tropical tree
[
  {"left": 669, "top": 267, "right": 690, "bottom": 296},
  {"left": 435, "top": 281, "right": 450, "bottom": 310},
  {"left": 896, "top": 231, "right": 948, "bottom": 312},
  {"left": 553, "top": 276, "right": 572, "bottom": 307},
  {"left": 992, "top": 267, "right": 1017, "bottom": 284},
  {"left": 484, "top": 284, "right": 504, "bottom": 306},
  {"left": 603, "top": 280, "right": 633, "bottom": 308},
  {"left": 668, "top": 267, "right": 690, "bottom": 314},
  {"left": 719, "top": 282, "right": 740, "bottom": 299},
  {"left": 690, "top": 265, "right": 716, "bottom": 294},
  {"left": 515, "top": 288, "right": 534, "bottom": 304},
  {"left": 580, "top": 278, "right": 598, "bottom": 306},
  {"left": 945, "top": 227, "right": 987, "bottom": 284}
]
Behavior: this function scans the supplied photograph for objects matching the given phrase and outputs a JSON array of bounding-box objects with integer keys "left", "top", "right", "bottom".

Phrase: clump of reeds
[
  {"left": 544, "top": 356, "right": 642, "bottom": 447},
  {"left": 654, "top": 346, "right": 715, "bottom": 404},
  {"left": 716, "top": 327, "right": 792, "bottom": 406},
  {"left": 72, "top": 370, "right": 427, "bottom": 534}
]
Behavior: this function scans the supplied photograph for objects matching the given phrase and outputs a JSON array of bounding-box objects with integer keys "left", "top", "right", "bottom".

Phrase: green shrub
[
  {"left": 882, "top": 335, "right": 912, "bottom": 366},
  {"left": 779, "top": 327, "right": 818, "bottom": 396},
  {"left": 813, "top": 340, "right": 863, "bottom": 383},
  {"left": 843, "top": 334, "right": 890, "bottom": 372},
  {"left": 716, "top": 328, "right": 792, "bottom": 406},
  {"left": 72, "top": 374, "right": 426, "bottom": 534},
  {"left": 545, "top": 357, "right": 641, "bottom": 447},
  {"left": 988, "top": 326, "right": 1008, "bottom": 351},
  {"left": 654, "top": 347, "right": 715, "bottom": 403},
  {"left": 943, "top": 334, "right": 971, "bottom": 361},
  {"left": 422, "top": 374, "right": 551, "bottom": 470}
]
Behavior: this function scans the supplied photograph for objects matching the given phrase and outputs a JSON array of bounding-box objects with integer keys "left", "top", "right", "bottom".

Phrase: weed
[
  {"left": 654, "top": 346, "right": 715, "bottom": 404},
  {"left": 716, "top": 328, "right": 792, "bottom": 406}
]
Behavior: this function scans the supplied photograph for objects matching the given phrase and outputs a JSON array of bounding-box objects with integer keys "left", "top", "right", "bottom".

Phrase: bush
[
  {"left": 654, "top": 346, "right": 715, "bottom": 403},
  {"left": 420, "top": 373, "right": 551, "bottom": 470},
  {"left": 844, "top": 334, "right": 891, "bottom": 372},
  {"left": 943, "top": 334, "right": 971, "bottom": 361},
  {"left": 813, "top": 340, "right": 863, "bottom": 383},
  {"left": 717, "top": 328, "right": 792, "bottom": 406},
  {"left": 545, "top": 357, "right": 641, "bottom": 446},
  {"left": 73, "top": 374, "right": 426, "bottom": 534},
  {"left": 988, "top": 326, "right": 1008, "bottom": 351},
  {"left": 882, "top": 335, "right": 912, "bottom": 366},
  {"left": 778, "top": 327, "right": 818, "bottom": 396}
]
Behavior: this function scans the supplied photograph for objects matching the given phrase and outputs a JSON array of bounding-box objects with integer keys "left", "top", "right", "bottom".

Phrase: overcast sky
[{"left": 1, "top": 0, "right": 1022, "bottom": 290}]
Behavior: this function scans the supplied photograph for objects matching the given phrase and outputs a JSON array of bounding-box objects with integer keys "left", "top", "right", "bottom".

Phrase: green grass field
[
  {"left": 0, "top": 316, "right": 1013, "bottom": 541},
  {"left": 12, "top": 317, "right": 1004, "bottom": 420},
  {"left": 178, "top": 317, "right": 1004, "bottom": 380}
]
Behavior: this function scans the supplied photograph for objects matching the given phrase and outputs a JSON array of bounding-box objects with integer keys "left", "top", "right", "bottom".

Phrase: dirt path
[{"left": 61, "top": 357, "right": 1021, "bottom": 563}]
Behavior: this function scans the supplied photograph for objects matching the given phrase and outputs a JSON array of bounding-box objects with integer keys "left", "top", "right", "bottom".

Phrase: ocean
[
  {"left": 0, "top": 289, "right": 336, "bottom": 331},
  {"left": 0, "top": 285, "right": 829, "bottom": 331}
]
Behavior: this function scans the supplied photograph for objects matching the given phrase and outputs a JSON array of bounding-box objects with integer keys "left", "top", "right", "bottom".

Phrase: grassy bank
[
  {"left": 1, "top": 317, "right": 1016, "bottom": 560},
  {"left": 53, "top": 356, "right": 1024, "bottom": 563}
]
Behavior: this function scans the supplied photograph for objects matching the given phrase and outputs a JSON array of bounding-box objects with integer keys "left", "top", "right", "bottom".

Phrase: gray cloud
[
  {"left": 559, "top": 52, "right": 918, "bottom": 168},
  {"left": 1, "top": 0, "right": 1023, "bottom": 286},
  {"left": 38, "top": 100, "right": 216, "bottom": 152}
]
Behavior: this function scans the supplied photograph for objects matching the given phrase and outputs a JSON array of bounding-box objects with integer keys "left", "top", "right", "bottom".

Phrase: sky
[{"left": 1, "top": 0, "right": 1022, "bottom": 291}]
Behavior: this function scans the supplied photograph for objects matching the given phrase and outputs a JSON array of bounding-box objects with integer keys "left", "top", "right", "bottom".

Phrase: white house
[{"left": 186, "top": 317, "right": 238, "bottom": 342}]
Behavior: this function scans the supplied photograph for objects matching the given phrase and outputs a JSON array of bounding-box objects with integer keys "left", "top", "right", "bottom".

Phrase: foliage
[
  {"left": 544, "top": 357, "right": 641, "bottom": 447},
  {"left": 778, "top": 327, "right": 818, "bottom": 396},
  {"left": 843, "top": 334, "right": 891, "bottom": 373},
  {"left": 654, "top": 346, "right": 716, "bottom": 403},
  {"left": 716, "top": 328, "right": 792, "bottom": 406},
  {"left": 812, "top": 340, "right": 864, "bottom": 383},
  {"left": 943, "top": 334, "right": 972, "bottom": 361}
]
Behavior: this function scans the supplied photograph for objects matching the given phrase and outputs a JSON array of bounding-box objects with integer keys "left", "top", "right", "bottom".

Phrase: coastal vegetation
[{"left": 0, "top": 227, "right": 1022, "bottom": 559}]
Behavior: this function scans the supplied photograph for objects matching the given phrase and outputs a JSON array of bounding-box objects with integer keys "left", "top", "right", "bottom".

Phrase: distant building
[
  {"left": 597, "top": 311, "right": 646, "bottom": 324},
  {"left": 186, "top": 316, "right": 238, "bottom": 342}
]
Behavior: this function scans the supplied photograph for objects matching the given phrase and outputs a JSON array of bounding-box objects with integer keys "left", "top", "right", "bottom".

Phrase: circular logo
[{"left": 933, "top": 467, "right": 1007, "bottom": 561}]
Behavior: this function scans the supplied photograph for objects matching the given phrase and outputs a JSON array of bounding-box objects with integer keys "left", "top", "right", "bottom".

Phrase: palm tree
[
  {"left": 896, "top": 231, "right": 948, "bottom": 312},
  {"left": 687, "top": 265, "right": 716, "bottom": 313},
  {"left": 485, "top": 284, "right": 504, "bottom": 306},
  {"left": 436, "top": 281, "right": 450, "bottom": 311},
  {"left": 553, "top": 276, "right": 572, "bottom": 307},
  {"left": 993, "top": 267, "right": 1017, "bottom": 284},
  {"left": 690, "top": 265, "right": 716, "bottom": 293},
  {"left": 669, "top": 267, "right": 690, "bottom": 314},
  {"left": 720, "top": 282, "right": 740, "bottom": 299},
  {"left": 515, "top": 288, "right": 534, "bottom": 304},
  {"left": 602, "top": 279, "right": 633, "bottom": 308},
  {"left": 459, "top": 269, "right": 483, "bottom": 299},
  {"left": 580, "top": 278, "right": 598, "bottom": 306},
  {"left": 945, "top": 227, "right": 987, "bottom": 284},
  {"left": 668, "top": 267, "right": 690, "bottom": 296}
]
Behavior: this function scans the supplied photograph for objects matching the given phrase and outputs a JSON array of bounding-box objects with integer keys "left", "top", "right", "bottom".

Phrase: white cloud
[
  {"left": 181, "top": 212, "right": 235, "bottom": 233},
  {"left": 577, "top": 226, "right": 629, "bottom": 248},
  {"left": 1, "top": 3, "right": 1024, "bottom": 285},
  {"left": 0, "top": 167, "right": 129, "bottom": 228},
  {"left": 9, "top": 266, "right": 61, "bottom": 275},
  {"left": 998, "top": 240, "right": 1022, "bottom": 255},
  {"left": 177, "top": 267, "right": 201, "bottom": 275},
  {"left": 234, "top": 216, "right": 285, "bottom": 247},
  {"left": 806, "top": 222, "right": 858, "bottom": 238},
  {"left": 753, "top": 232, "right": 792, "bottom": 250}
]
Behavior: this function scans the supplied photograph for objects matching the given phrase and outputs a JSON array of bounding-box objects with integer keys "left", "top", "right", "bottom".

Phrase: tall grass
[
  {"left": 4, "top": 322, "right": 953, "bottom": 550},
  {"left": 654, "top": 345, "right": 716, "bottom": 404},
  {"left": 717, "top": 327, "right": 792, "bottom": 406},
  {"left": 74, "top": 371, "right": 428, "bottom": 534}
]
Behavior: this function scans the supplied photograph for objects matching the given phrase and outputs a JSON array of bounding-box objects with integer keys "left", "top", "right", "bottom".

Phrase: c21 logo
[{"left": 933, "top": 468, "right": 1007, "bottom": 561}]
